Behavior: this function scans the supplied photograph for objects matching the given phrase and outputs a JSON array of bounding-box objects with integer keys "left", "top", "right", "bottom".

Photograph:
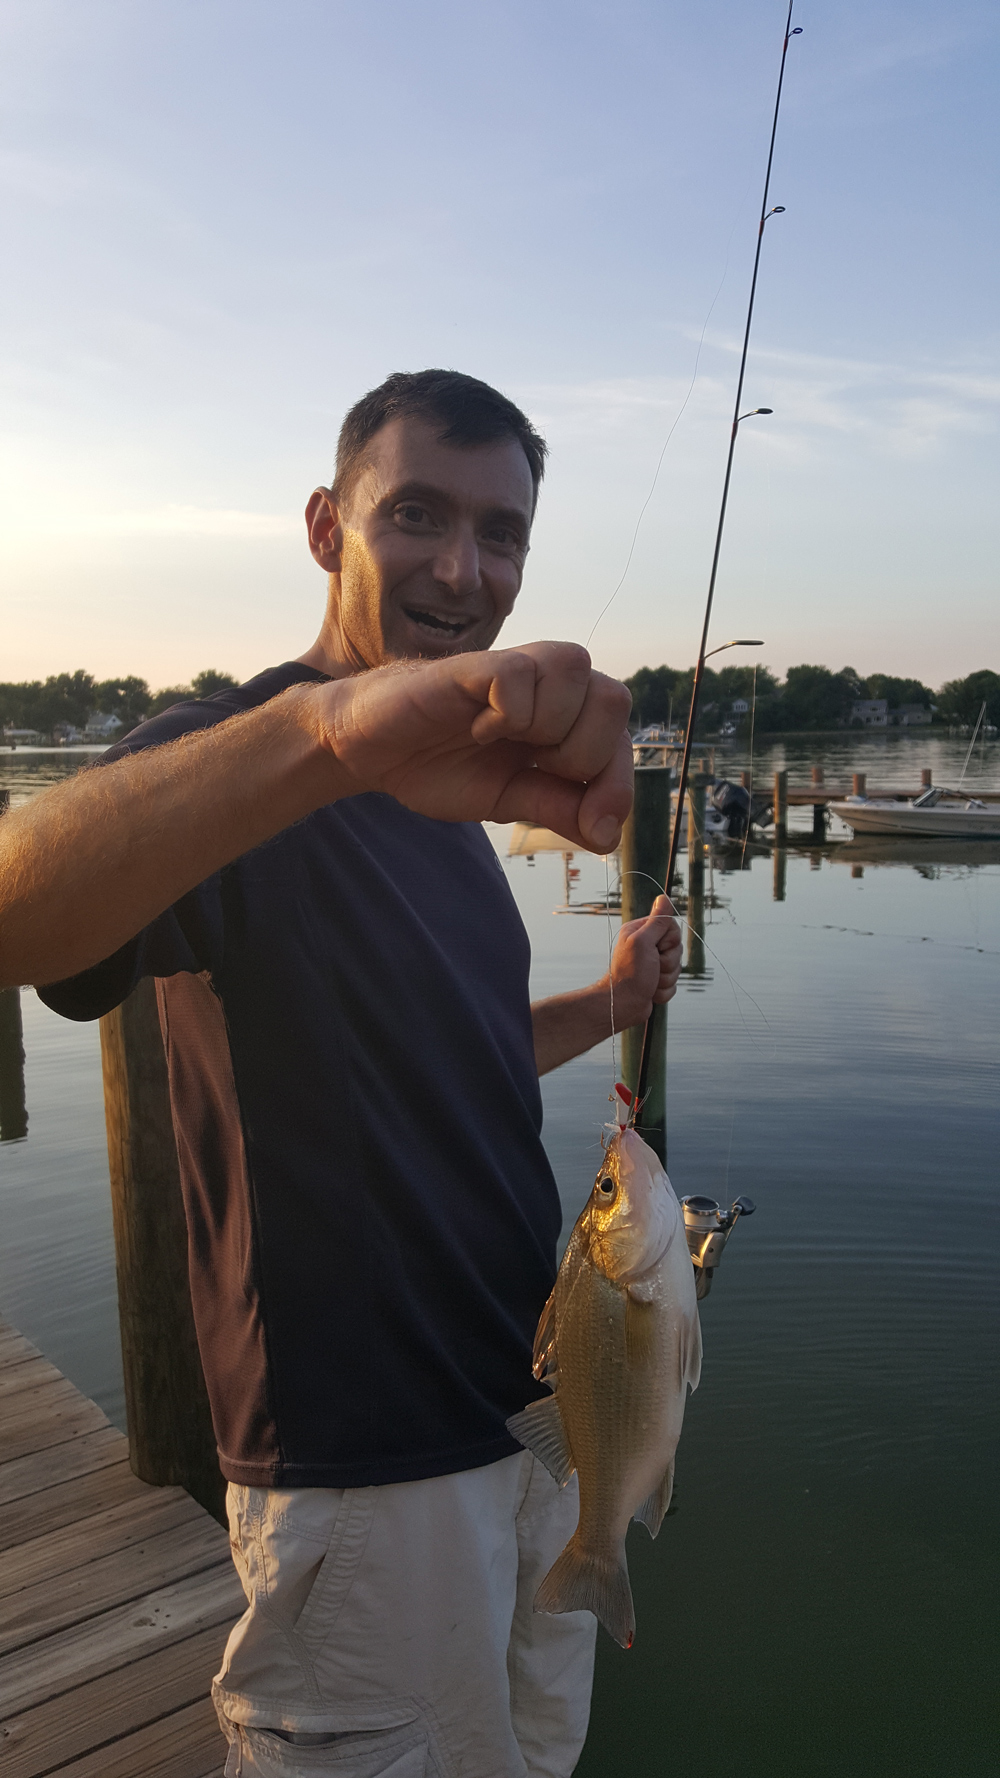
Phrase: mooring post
[
  {"left": 621, "top": 766, "right": 672, "bottom": 1161},
  {"left": 773, "top": 844, "right": 787, "bottom": 902},
  {"left": 921, "top": 768, "right": 932, "bottom": 788},
  {"left": 99, "top": 979, "right": 225, "bottom": 1523},
  {"left": 773, "top": 769, "right": 788, "bottom": 844},
  {"left": 686, "top": 849, "right": 706, "bottom": 979},
  {"left": 0, "top": 987, "right": 28, "bottom": 1143},
  {"left": 687, "top": 774, "right": 709, "bottom": 887},
  {"left": 852, "top": 772, "right": 866, "bottom": 798}
]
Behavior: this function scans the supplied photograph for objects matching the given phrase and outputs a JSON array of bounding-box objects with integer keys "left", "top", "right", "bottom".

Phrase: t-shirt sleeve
[
  {"left": 35, "top": 713, "right": 230, "bottom": 1024},
  {"left": 37, "top": 876, "right": 225, "bottom": 1022}
]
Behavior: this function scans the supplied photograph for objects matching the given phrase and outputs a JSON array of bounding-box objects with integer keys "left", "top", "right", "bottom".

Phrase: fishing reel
[{"left": 680, "top": 1195, "right": 756, "bottom": 1300}]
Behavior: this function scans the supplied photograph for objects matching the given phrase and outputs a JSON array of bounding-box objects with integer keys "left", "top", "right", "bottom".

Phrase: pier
[{"left": 0, "top": 1315, "right": 240, "bottom": 1777}]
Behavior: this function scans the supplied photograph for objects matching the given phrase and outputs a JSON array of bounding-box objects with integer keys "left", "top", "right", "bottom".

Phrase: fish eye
[{"left": 597, "top": 1176, "right": 615, "bottom": 1196}]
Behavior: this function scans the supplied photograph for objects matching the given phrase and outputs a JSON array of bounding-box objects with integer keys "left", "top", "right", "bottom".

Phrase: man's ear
[{"left": 305, "top": 487, "right": 343, "bottom": 572}]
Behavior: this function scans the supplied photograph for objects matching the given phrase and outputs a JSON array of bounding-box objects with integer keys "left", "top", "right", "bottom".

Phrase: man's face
[{"left": 307, "top": 416, "right": 535, "bottom": 669}]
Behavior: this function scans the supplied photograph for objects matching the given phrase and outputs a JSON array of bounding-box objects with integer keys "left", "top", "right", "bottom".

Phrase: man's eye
[
  {"left": 397, "top": 504, "right": 429, "bottom": 525},
  {"left": 484, "top": 526, "right": 520, "bottom": 548}
]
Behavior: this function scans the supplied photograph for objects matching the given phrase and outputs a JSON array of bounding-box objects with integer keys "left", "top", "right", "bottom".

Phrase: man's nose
[{"left": 430, "top": 527, "right": 482, "bottom": 597}]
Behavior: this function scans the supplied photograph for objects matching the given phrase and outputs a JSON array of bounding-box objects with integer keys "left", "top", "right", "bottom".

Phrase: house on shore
[{"left": 851, "top": 699, "right": 889, "bottom": 727}]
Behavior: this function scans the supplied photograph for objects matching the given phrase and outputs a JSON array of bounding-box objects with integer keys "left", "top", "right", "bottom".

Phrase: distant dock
[{"left": 0, "top": 1315, "right": 240, "bottom": 1777}]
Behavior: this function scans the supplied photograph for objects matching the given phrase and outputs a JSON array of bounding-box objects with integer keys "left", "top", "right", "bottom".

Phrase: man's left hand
[{"left": 608, "top": 894, "right": 682, "bottom": 1028}]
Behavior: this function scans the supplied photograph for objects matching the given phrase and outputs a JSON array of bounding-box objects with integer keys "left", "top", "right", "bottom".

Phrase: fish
[{"left": 507, "top": 1124, "right": 702, "bottom": 1648}]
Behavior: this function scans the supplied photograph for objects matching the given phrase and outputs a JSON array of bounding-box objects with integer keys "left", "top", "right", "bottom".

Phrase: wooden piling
[
  {"left": 99, "top": 980, "right": 225, "bottom": 1523},
  {"left": 773, "top": 845, "right": 787, "bottom": 902},
  {"left": 620, "top": 767, "right": 671, "bottom": 1161},
  {"left": 0, "top": 986, "right": 28, "bottom": 1143},
  {"left": 773, "top": 769, "right": 788, "bottom": 844},
  {"left": 852, "top": 772, "right": 867, "bottom": 797},
  {"left": 811, "top": 765, "right": 824, "bottom": 787},
  {"left": 921, "top": 768, "right": 933, "bottom": 788},
  {"left": 811, "top": 801, "right": 826, "bottom": 841},
  {"left": 686, "top": 861, "right": 706, "bottom": 978},
  {"left": 687, "top": 775, "right": 709, "bottom": 887}
]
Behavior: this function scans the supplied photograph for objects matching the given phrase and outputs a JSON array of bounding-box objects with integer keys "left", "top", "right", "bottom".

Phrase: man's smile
[{"left": 402, "top": 605, "right": 476, "bottom": 640}]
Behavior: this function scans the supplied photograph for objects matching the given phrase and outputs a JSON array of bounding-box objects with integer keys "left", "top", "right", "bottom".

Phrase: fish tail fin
[{"left": 535, "top": 1535, "right": 635, "bottom": 1650}]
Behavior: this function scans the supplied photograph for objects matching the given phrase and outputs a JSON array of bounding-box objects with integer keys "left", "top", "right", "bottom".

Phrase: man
[{"left": 0, "top": 371, "right": 680, "bottom": 1777}]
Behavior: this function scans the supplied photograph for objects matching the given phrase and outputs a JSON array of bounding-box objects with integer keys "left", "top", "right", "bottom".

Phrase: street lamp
[
  {"left": 704, "top": 639, "right": 764, "bottom": 660},
  {"left": 735, "top": 407, "right": 772, "bottom": 424}
]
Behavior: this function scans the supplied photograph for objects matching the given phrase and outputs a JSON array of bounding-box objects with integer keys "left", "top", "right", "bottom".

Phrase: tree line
[
  {"left": 624, "top": 663, "right": 1000, "bottom": 735},
  {"left": 3, "top": 662, "right": 998, "bottom": 743},
  {"left": 0, "top": 670, "right": 238, "bottom": 737}
]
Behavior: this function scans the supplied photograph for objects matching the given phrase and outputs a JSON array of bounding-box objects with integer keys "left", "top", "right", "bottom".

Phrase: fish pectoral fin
[
  {"left": 506, "top": 1395, "right": 575, "bottom": 1487},
  {"left": 625, "top": 1291, "right": 657, "bottom": 1367},
  {"left": 535, "top": 1535, "right": 636, "bottom": 1650},
  {"left": 531, "top": 1286, "right": 559, "bottom": 1389},
  {"left": 678, "top": 1308, "right": 703, "bottom": 1393},
  {"left": 633, "top": 1461, "right": 675, "bottom": 1539}
]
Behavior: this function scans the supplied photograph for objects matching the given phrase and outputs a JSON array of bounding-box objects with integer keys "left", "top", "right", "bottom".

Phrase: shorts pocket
[
  {"left": 292, "top": 1490, "right": 376, "bottom": 1648},
  {"left": 235, "top": 1720, "right": 428, "bottom": 1775}
]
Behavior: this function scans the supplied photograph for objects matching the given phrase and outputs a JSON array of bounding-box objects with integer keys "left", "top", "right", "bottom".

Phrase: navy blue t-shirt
[{"left": 40, "top": 663, "right": 560, "bottom": 1488}]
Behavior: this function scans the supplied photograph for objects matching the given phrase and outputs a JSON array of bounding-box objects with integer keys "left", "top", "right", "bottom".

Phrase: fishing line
[
  {"left": 633, "top": 0, "right": 801, "bottom": 1119},
  {"left": 605, "top": 850, "right": 619, "bottom": 1091},
  {"left": 956, "top": 701, "right": 987, "bottom": 790},
  {"left": 621, "top": 867, "right": 775, "bottom": 1053}
]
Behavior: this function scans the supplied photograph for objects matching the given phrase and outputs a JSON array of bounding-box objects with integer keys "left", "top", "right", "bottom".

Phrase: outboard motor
[{"left": 712, "top": 780, "right": 752, "bottom": 840}]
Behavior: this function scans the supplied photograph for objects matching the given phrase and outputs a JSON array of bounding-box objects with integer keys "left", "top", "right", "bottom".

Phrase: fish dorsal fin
[
  {"left": 634, "top": 1460, "right": 675, "bottom": 1539},
  {"left": 506, "top": 1395, "right": 575, "bottom": 1487},
  {"left": 531, "top": 1286, "right": 558, "bottom": 1389}
]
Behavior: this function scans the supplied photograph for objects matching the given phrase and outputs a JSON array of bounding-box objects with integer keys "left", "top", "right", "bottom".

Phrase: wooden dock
[{"left": 0, "top": 1316, "right": 242, "bottom": 1777}]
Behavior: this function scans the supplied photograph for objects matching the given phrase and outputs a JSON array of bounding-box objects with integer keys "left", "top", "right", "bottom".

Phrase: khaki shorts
[{"left": 214, "top": 1451, "right": 596, "bottom": 1777}]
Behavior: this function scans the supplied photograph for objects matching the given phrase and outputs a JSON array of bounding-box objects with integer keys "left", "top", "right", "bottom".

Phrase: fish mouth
[{"left": 402, "top": 605, "right": 475, "bottom": 642}]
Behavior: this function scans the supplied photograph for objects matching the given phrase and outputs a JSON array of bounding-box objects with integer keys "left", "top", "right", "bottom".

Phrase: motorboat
[{"left": 829, "top": 786, "right": 1000, "bottom": 839}]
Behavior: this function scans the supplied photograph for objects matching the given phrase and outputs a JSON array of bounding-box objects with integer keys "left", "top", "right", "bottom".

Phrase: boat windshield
[{"left": 912, "top": 788, "right": 942, "bottom": 808}]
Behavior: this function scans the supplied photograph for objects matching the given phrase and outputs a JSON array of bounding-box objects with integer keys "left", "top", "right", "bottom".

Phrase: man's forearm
[
  {"left": 531, "top": 980, "right": 633, "bottom": 1076},
  {"left": 0, "top": 685, "right": 341, "bottom": 990}
]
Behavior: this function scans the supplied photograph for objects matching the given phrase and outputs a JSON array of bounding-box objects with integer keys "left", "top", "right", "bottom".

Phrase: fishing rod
[{"left": 633, "top": 0, "right": 802, "bottom": 1122}]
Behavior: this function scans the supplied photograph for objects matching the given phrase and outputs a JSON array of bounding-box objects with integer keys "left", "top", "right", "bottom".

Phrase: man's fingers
[
  {"left": 491, "top": 767, "right": 604, "bottom": 851},
  {"left": 575, "top": 732, "right": 634, "bottom": 852},
  {"left": 533, "top": 671, "right": 632, "bottom": 782},
  {"left": 462, "top": 642, "right": 593, "bottom": 747},
  {"left": 468, "top": 651, "right": 538, "bottom": 743}
]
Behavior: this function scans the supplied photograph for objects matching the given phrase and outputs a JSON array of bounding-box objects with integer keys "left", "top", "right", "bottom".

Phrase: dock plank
[
  {"left": 0, "top": 1513, "right": 233, "bottom": 1657},
  {"left": 0, "top": 1457, "right": 137, "bottom": 1553},
  {"left": 0, "top": 1329, "right": 42, "bottom": 1367},
  {"left": 0, "top": 1314, "right": 237, "bottom": 1774},
  {"left": 0, "top": 1425, "right": 128, "bottom": 1508},
  {"left": 0, "top": 1563, "right": 243, "bottom": 1720},
  {"left": 0, "top": 1380, "right": 110, "bottom": 1465},
  {"left": 0, "top": 1354, "right": 73, "bottom": 1400},
  {"left": 0, "top": 1623, "right": 230, "bottom": 1778},
  {"left": 0, "top": 1486, "right": 206, "bottom": 1600},
  {"left": 44, "top": 1695, "right": 226, "bottom": 1778}
]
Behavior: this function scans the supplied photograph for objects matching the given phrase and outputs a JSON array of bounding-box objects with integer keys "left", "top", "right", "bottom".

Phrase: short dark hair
[{"left": 332, "top": 369, "right": 547, "bottom": 513}]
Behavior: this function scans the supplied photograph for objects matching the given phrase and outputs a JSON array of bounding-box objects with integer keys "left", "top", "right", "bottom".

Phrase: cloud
[
  {"left": 520, "top": 339, "right": 1000, "bottom": 466},
  {"left": 78, "top": 505, "right": 299, "bottom": 539}
]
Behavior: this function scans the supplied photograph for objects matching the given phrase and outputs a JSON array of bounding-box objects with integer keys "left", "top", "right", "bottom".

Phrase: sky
[{"left": 1, "top": 0, "right": 997, "bottom": 692}]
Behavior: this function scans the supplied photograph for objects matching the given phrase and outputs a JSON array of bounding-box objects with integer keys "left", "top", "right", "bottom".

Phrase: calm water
[{"left": 2, "top": 738, "right": 998, "bottom": 1775}]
